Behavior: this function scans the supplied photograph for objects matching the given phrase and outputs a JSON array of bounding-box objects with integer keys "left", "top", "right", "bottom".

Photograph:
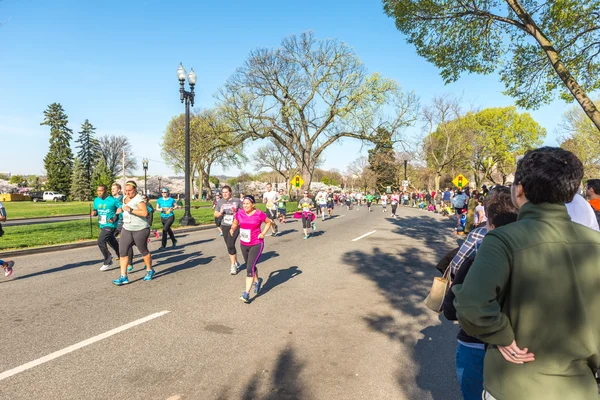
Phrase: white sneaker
[
  {"left": 230, "top": 264, "right": 238, "bottom": 275},
  {"left": 100, "top": 261, "right": 112, "bottom": 271}
]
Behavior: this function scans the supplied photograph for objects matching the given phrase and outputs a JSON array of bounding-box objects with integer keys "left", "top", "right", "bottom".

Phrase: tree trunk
[
  {"left": 197, "top": 169, "right": 204, "bottom": 201},
  {"left": 506, "top": 0, "right": 600, "bottom": 131},
  {"left": 203, "top": 165, "right": 212, "bottom": 200},
  {"left": 434, "top": 175, "right": 441, "bottom": 192}
]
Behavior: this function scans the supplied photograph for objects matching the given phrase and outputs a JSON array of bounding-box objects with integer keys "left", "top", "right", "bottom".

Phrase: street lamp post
[
  {"left": 142, "top": 158, "right": 149, "bottom": 196},
  {"left": 177, "top": 63, "right": 197, "bottom": 226},
  {"left": 158, "top": 177, "right": 162, "bottom": 192}
]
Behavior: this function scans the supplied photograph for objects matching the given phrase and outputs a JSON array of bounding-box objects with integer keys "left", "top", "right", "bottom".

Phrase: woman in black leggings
[
  {"left": 214, "top": 185, "right": 243, "bottom": 275},
  {"left": 156, "top": 188, "right": 179, "bottom": 250}
]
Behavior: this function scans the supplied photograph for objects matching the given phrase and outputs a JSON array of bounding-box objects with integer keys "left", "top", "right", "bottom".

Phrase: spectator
[
  {"left": 586, "top": 179, "right": 600, "bottom": 224},
  {"left": 454, "top": 147, "right": 600, "bottom": 400},
  {"left": 565, "top": 193, "right": 599, "bottom": 231},
  {"left": 444, "top": 187, "right": 518, "bottom": 400},
  {"left": 451, "top": 189, "right": 468, "bottom": 227},
  {"left": 465, "top": 190, "right": 479, "bottom": 233},
  {"left": 442, "top": 187, "right": 452, "bottom": 207}
]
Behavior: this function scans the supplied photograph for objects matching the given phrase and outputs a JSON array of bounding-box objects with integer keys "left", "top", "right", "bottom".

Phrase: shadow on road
[
  {"left": 151, "top": 252, "right": 215, "bottom": 280},
  {"left": 253, "top": 266, "right": 302, "bottom": 301},
  {"left": 218, "top": 345, "right": 306, "bottom": 400},
  {"left": 260, "top": 250, "right": 279, "bottom": 263},
  {"left": 342, "top": 212, "right": 461, "bottom": 399},
  {"left": 1, "top": 258, "right": 99, "bottom": 283},
  {"left": 276, "top": 229, "right": 297, "bottom": 237}
]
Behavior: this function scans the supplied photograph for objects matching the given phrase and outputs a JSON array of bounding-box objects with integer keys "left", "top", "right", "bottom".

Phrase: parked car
[{"left": 29, "top": 191, "right": 67, "bottom": 202}]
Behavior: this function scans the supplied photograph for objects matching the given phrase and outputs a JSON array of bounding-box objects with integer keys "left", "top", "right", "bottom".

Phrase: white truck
[{"left": 29, "top": 191, "right": 67, "bottom": 202}]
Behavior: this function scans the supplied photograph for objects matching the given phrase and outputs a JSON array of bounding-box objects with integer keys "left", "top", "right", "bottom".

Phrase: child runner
[
  {"left": 381, "top": 193, "right": 388, "bottom": 213},
  {"left": 229, "top": 195, "right": 273, "bottom": 303},
  {"left": 277, "top": 188, "right": 288, "bottom": 224}
]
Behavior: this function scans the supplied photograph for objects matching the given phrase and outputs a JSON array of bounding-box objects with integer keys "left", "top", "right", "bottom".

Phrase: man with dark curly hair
[{"left": 454, "top": 147, "right": 600, "bottom": 400}]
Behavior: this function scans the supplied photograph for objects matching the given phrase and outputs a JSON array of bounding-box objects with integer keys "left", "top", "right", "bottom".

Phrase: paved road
[{"left": 0, "top": 205, "right": 462, "bottom": 400}]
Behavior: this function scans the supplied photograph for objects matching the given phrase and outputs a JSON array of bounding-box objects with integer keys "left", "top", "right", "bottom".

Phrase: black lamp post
[
  {"left": 177, "top": 63, "right": 197, "bottom": 226},
  {"left": 158, "top": 177, "right": 162, "bottom": 192},
  {"left": 142, "top": 158, "right": 149, "bottom": 196}
]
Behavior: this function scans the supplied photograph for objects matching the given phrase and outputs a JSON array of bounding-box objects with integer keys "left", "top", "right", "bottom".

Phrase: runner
[
  {"left": 262, "top": 183, "right": 279, "bottom": 236},
  {"left": 345, "top": 191, "right": 352, "bottom": 210},
  {"left": 365, "top": 192, "right": 374, "bottom": 212},
  {"left": 91, "top": 184, "right": 122, "bottom": 271},
  {"left": 390, "top": 191, "right": 400, "bottom": 217},
  {"left": 326, "top": 188, "right": 335, "bottom": 218},
  {"left": 111, "top": 183, "right": 133, "bottom": 272},
  {"left": 228, "top": 195, "right": 273, "bottom": 303},
  {"left": 112, "top": 181, "right": 154, "bottom": 286},
  {"left": 214, "top": 185, "right": 242, "bottom": 275},
  {"left": 0, "top": 200, "right": 14, "bottom": 277},
  {"left": 156, "top": 187, "right": 179, "bottom": 250},
  {"left": 355, "top": 192, "right": 362, "bottom": 210},
  {"left": 381, "top": 193, "right": 388, "bottom": 213},
  {"left": 276, "top": 188, "right": 288, "bottom": 224},
  {"left": 213, "top": 192, "right": 223, "bottom": 236},
  {"left": 296, "top": 190, "right": 316, "bottom": 239},
  {"left": 316, "top": 189, "right": 327, "bottom": 221}
]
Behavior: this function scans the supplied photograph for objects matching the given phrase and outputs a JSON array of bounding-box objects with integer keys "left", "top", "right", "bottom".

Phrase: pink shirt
[{"left": 235, "top": 209, "right": 267, "bottom": 246}]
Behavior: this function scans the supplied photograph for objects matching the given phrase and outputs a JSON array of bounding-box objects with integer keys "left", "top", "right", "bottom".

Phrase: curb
[{"left": 0, "top": 224, "right": 216, "bottom": 258}]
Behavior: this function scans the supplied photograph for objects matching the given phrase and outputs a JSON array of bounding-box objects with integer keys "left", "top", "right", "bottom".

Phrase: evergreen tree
[
  {"left": 91, "top": 156, "right": 116, "bottom": 191},
  {"left": 41, "top": 103, "right": 74, "bottom": 195},
  {"left": 75, "top": 119, "right": 100, "bottom": 197},
  {"left": 70, "top": 158, "right": 90, "bottom": 201},
  {"left": 367, "top": 128, "right": 397, "bottom": 192}
]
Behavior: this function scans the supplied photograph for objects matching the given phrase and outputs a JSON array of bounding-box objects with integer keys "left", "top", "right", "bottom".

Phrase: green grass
[
  {"left": 3, "top": 199, "right": 214, "bottom": 219},
  {"left": 0, "top": 202, "right": 299, "bottom": 250}
]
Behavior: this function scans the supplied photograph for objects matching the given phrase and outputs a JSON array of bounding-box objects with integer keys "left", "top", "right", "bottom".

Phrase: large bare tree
[
  {"left": 98, "top": 135, "right": 136, "bottom": 178},
  {"left": 218, "top": 32, "right": 419, "bottom": 190}
]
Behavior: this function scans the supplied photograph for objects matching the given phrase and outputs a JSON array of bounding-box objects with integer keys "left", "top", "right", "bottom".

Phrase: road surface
[{"left": 0, "top": 205, "right": 462, "bottom": 400}]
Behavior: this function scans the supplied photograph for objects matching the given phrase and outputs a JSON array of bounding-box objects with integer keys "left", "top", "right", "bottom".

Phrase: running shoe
[
  {"left": 154, "top": 230, "right": 159, "bottom": 239},
  {"left": 100, "top": 261, "right": 113, "bottom": 271},
  {"left": 3, "top": 260, "right": 14, "bottom": 277},
  {"left": 127, "top": 265, "right": 134, "bottom": 272},
  {"left": 253, "top": 278, "right": 263, "bottom": 294},
  {"left": 311, "top": 222, "right": 316, "bottom": 231},
  {"left": 112, "top": 275, "right": 129, "bottom": 286},
  {"left": 143, "top": 269, "right": 155, "bottom": 281},
  {"left": 271, "top": 232, "right": 277, "bottom": 237},
  {"left": 172, "top": 240, "right": 178, "bottom": 248},
  {"left": 158, "top": 246, "right": 165, "bottom": 251},
  {"left": 304, "top": 235, "right": 309, "bottom": 240},
  {"left": 240, "top": 292, "right": 250, "bottom": 303},
  {"left": 230, "top": 264, "right": 238, "bottom": 275},
  {"left": 219, "top": 232, "right": 223, "bottom": 237}
]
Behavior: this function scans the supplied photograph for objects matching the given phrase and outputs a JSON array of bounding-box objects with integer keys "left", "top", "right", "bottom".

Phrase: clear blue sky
[{"left": 0, "top": 0, "right": 578, "bottom": 178}]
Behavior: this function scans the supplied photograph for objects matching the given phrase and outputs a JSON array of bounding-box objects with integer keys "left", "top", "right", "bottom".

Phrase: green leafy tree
[
  {"left": 218, "top": 32, "right": 419, "bottom": 190},
  {"left": 368, "top": 128, "right": 398, "bottom": 192},
  {"left": 75, "top": 119, "right": 100, "bottom": 197},
  {"left": 383, "top": 0, "right": 600, "bottom": 131},
  {"left": 560, "top": 101, "right": 600, "bottom": 180},
  {"left": 9, "top": 175, "right": 24, "bottom": 185},
  {"left": 70, "top": 158, "right": 90, "bottom": 201},
  {"left": 91, "top": 156, "right": 116, "bottom": 191},
  {"left": 41, "top": 103, "right": 74, "bottom": 195},
  {"left": 209, "top": 176, "right": 220, "bottom": 189}
]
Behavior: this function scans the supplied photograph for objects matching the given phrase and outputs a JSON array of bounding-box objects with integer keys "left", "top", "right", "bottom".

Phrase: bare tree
[
  {"left": 98, "top": 135, "right": 136, "bottom": 178},
  {"left": 253, "top": 139, "right": 298, "bottom": 188},
  {"left": 422, "top": 95, "right": 470, "bottom": 191},
  {"left": 218, "top": 32, "right": 419, "bottom": 190}
]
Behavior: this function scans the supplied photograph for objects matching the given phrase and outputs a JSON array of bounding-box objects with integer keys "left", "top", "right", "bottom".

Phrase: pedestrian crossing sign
[
  {"left": 452, "top": 174, "right": 469, "bottom": 188},
  {"left": 291, "top": 175, "right": 304, "bottom": 188}
]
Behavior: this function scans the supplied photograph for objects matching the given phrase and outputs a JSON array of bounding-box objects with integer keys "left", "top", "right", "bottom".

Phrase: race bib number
[
  {"left": 223, "top": 214, "right": 234, "bottom": 225},
  {"left": 240, "top": 228, "right": 251, "bottom": 243},
  {"left": 99, "top": 215, "right": 107, "bottom": 225},
  {"left": 278, "top": 202, "right": 284, "bottom": 208},
  {"left": 123, "top": 212, "right": 131, "bottom": 223}
]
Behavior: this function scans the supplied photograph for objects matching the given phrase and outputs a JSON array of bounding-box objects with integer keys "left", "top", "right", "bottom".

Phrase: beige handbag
[{"left": 424, "top": 265, "right": 452, "bottom": 313}]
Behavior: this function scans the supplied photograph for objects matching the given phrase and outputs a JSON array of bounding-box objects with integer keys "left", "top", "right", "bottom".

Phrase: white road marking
[
  {"left": 0, "top": 310, "right": 170, "bottom": 382},
  {"left": 352, "top": 230, "right": 377, "bottom": 242}
]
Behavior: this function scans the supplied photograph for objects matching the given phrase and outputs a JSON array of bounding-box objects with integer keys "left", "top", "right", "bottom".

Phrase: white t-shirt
[
  {"left": 475, "top": 204, "right": 486, "bottom": 225},
  {"left": 263, "top": 190, "right": 278, "bottom": 210},
  {"left": 566, "top": 194, "right": 600, "bottom": 231}
]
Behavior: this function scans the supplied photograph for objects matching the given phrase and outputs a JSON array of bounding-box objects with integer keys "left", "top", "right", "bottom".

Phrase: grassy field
[
  {"left": 0, "top": 202, "right": 299, "bottom": 250},
  {"left": 3, "top": 200, "right": 214, "bottom": 219}
]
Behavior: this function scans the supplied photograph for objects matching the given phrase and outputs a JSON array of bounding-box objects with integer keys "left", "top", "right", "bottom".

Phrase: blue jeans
[{"left": 456, "top": 342, "right": 485, "bottom": 400}]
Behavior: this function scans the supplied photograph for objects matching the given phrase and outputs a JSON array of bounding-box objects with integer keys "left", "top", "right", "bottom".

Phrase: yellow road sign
[
  {"left": 291, "top": 175, "right": 304, "bottom": 188},
  {"left": 452, "top": 174, "right": 469, "bottom": 188}
]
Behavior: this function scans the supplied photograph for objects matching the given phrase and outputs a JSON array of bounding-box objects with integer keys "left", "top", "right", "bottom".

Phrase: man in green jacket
[{"left": 453, "top": 147, "right": 600, "bottom": 400}]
